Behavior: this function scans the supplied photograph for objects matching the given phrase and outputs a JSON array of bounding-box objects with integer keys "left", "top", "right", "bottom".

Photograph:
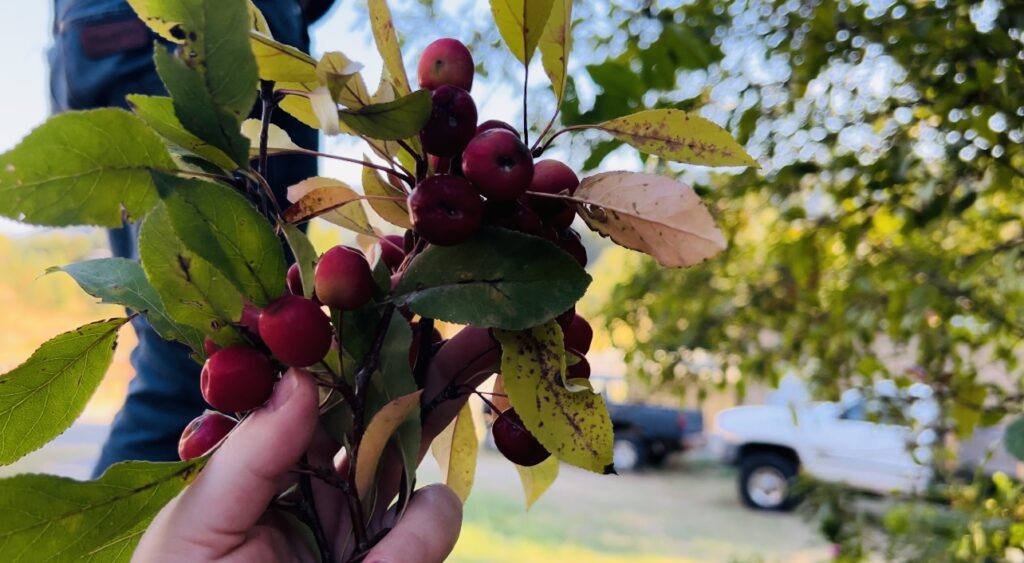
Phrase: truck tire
[
  {"left": 738, "top": 452, "right": 798, "bottom": 511},
  {"left": 613, "top": 436, "right": 646, "bottom": 472}
]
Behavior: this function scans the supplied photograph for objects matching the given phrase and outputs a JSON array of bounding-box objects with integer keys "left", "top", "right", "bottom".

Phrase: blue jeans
[{"left": 49, "top": 0, "right": 319, "bottom": 476}]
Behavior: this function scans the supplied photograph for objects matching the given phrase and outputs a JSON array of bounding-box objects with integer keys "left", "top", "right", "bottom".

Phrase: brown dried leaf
[
  {"left": 284, "top": 177, "right": 373, "bottom": 234},
  {"left": 572, "top": 171, "right": 726, "bottom": 268}
]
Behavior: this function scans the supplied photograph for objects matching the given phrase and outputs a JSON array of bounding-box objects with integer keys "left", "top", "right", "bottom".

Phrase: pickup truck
[
  {"left": 710, "top": 395, "right": 1021, "bottom": 511},
  {"left": 608, "top": 401, "right": 703, "bottom": 471}
]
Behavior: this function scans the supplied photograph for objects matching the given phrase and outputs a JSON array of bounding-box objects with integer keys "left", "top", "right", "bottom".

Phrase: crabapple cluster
[
  {"left": 178, "top": 239, "right": 398, "bottom": 460},
  {"left": 408, "top": 38, "right": 584, "bottom": 266},
  {"left": 409, "top": 38, "right": 597, "bottom": 467}
]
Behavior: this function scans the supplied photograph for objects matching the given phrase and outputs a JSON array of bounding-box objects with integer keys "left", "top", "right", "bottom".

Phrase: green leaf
[
  {"left": 394, "top": 228, "right": 591, "bottom": 330},
  {"left": 49, "top": 258, "right": 204, "bottom": 352},
  {"left": 338, "top": 90, "right": 432, "bottom": 141},
  {"left": 0, "top": 458, "right": 204, "bottom": 561},
  {"left": 281, "top": 223, "right": 318, "bottom": 300},
  {"left": 538, "top": 0, "right": 572, "bottom": 108},
  {"left": 592, "top": 109, "right": 757, "bottom": 167},
  {"left": 494, "top": 322, "right": 615, "bottom": 474},
  {"left": 127, "top": 95, "right": 237, "bottom": 170},
  {"left": 157, "top": 174, "right": 287, "bottom": 306},
  {"left": 0, "top": 109, "right": 175, "bottom": 227},
  {"left": 515, "top": 455, "right": 559, "bottom": 509},
  {"left": 129, "top": 0, "right": 257, "bottom": 118},
  {"left": 0, "top": 318, "right": 129, "bottom": 465},
  {"left": 1003, "top": 416, "right": 1024, "bottom": 461},
  {"left": 367, "top": 0, "right": 412, "bottom": 96},
  {"left": 490, "top": 0, "right": 556, "bottom": 65},
  {"left": 362, "top": 165, "right": 412, "bottom": 229},
  {"left": 153, "top": 45, "right": 251, "bottom": 167},
  {"left": 139, "top": 204, "right": 245, "bottom": 344},
  {"left": 430, "top": 403, "right": 478, "bottom": 502}
]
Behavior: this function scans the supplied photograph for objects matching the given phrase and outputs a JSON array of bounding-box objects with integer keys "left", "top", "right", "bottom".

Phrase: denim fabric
[{"left": 49, "top": 0, "right": 319, "bottom": 476}]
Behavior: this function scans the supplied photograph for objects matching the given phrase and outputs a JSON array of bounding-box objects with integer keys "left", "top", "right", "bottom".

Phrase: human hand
[{"left": 134, "top": 369, "right": 462, "bottom": 562}]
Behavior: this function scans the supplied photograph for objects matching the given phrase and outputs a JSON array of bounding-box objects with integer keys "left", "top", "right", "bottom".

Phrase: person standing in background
[{"left": 48, "top": 0, "right": 336, "bottom": 476}]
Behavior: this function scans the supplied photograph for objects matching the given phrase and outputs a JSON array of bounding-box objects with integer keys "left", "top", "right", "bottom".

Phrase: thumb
[{"left": 165, "top": 368, "right": 319, "bottom": 542}]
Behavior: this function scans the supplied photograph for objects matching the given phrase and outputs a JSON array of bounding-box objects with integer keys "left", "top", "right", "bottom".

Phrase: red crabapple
[
  {"left": 417, "top": 38, "right": 474, "bottom": 92},
  {"left": 200, "top": 346, "right": 276, "bottom": 412},
  {"left": 421, "top": 85, "right": 478, "bottom": 157},
  {"left": 408, "top": 175, "right": 483, "bottom": 246},
  {"left": 314, "top": 246, "right": 375, "bottom": 311},
  {"left": 258, "top": 295, "right": 333, "bottom": 367},
  {"left": 493, "top": 408, "right": 550, "bottom": 467},
  {"left": 178, "top": 411, "right": 237, "bottom": 460},
  {"left": 461, "top": 129, "right": 534, "bottom": 201}
]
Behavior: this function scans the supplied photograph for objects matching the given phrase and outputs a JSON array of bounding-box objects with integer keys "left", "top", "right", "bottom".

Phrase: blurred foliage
[{"left": 388, "top": 0, "right": 1024, "bottom": 559}]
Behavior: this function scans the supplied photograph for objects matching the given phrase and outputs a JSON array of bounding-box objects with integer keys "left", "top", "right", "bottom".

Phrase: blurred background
[{"left": 3, "top": 1, "right": 1024, "bottom": 561}]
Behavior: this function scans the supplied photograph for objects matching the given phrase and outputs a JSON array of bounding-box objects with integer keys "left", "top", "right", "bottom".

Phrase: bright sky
[{"left": 0, "top": 2, "right": 539, "bottom": 235}]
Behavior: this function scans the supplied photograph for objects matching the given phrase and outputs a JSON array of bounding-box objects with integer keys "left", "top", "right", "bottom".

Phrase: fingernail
[{"left": 269, "top": 369, "right": 301, "bottom": 411}]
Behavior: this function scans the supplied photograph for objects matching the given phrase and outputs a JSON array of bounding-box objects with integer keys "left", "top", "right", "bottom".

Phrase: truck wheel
[
  {"left": 613, "top": 436, "right": 646, "bottom": 472},
  {"left": 738, "top": 452, "right": 798, "bottom": 511}
]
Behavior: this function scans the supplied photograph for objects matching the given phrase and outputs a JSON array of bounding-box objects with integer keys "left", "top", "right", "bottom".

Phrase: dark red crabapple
[
  {"left": 259, "top": 295, "right": 333, "bottom": 367},
  {"left": 556, "top": 307, "right": 576, "bottom": 332},
  {"left": 409, "top": 321, "right": 444, "bottom": 368},
  {"left": 554, "top": 228, "right": 587, "bottom": 267},
  {"left": 564, "top": 314, "right": 593, "bottom": 354},
  {"left": 178, "top": 412, "right": 237, "bottom": 461},
  {"left": 379, "top": 234, "right": 406, "bottom": 271},
  {"left": 546, "top": 203, "right": 576, "bottom": 230},
  {"left": 417, "top": 38, "right": 474, "bottom": 92},
  {"left": 482, "top": 199, "right": 545, "bottom": 236},
  {"left": 493, "top": 408, "right": 550, "bottom": 467},
  {"left": 525, "top": 159, "right": 579, "bottom": 218},
  {"left": 567, "top": 353, "right": 591, "bottom": 381},
  {"left": 200, "top": 346, "right": 276, "bottom": 413},
  {"left": 461, "top": 129, "right": 534, "bottom": 201},
  {"left": 286, "top": 263, "right": 304, "bottom": 295},
  {"left": 476, "top": 119, "right": 518, "bottom": 137},
  {"left": 430, "top": 155, "right": 452, "bottom": 175},
  {"left": 420, "top": 85, "right": 478, "bottom": 157},
  {"left": 315, "top": 245, "right": 375, "bottom": 311},
  {"left": 408, "top": 175, "right": 483, "bottom": 246}
]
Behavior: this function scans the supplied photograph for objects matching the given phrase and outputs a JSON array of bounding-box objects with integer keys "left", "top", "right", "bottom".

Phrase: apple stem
[
  {"left": 522, "top": 64, "right": 530, "bottom": 147},
  {"left": 257, "top": 80, "right": 277, "bottom": 215},
  {"left": 297, "top": 454, "right": 334, "bottom": 563}
]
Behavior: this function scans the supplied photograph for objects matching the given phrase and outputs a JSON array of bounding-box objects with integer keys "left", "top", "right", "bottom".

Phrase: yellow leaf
[
  {"left": 538, "top": 0, "right": 572, "bottom": 106},
  {"left": 430, "top": 403, "right": 479, "bottom": 502},
  {"left": 354, "top": 390, "right": 423, "bottom": 500},
  {"left": 284, "top": 177, "right": 374, "bottom": 235},
  {"left": 316, "top": 52, "right": 364, "bottom": 102},
  {"left": 362, "top": 165, "right": 412, "bottom": 229},
  {"left": 597, "top": 109, "right": 757, "bottom": 168},
  {"left": 491, "top": 0, "right": 556, "bottom": 65},
  {"left": 515, "top": 455, "right": 559, "bottom": 509},
  {"left": 573, "top": 171, "right": 727, "bottom": 268},
  {"left": 249, "top": 31, "right": 318, "bottom": 83},
  {"left": 309, "top": 86, "right": 342, "bottom": 136},
  {"left": 247, "top": 1, "right": 273, "bottom": 37},
  {"left": 494, "top": 322, "right": 614, "bottom": 474},
  {"left": 367, "top": 0, "right": 411, "bottom": 96},
  {"left": 241, "top": 119, "right": 304, "bottom": 158}
]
